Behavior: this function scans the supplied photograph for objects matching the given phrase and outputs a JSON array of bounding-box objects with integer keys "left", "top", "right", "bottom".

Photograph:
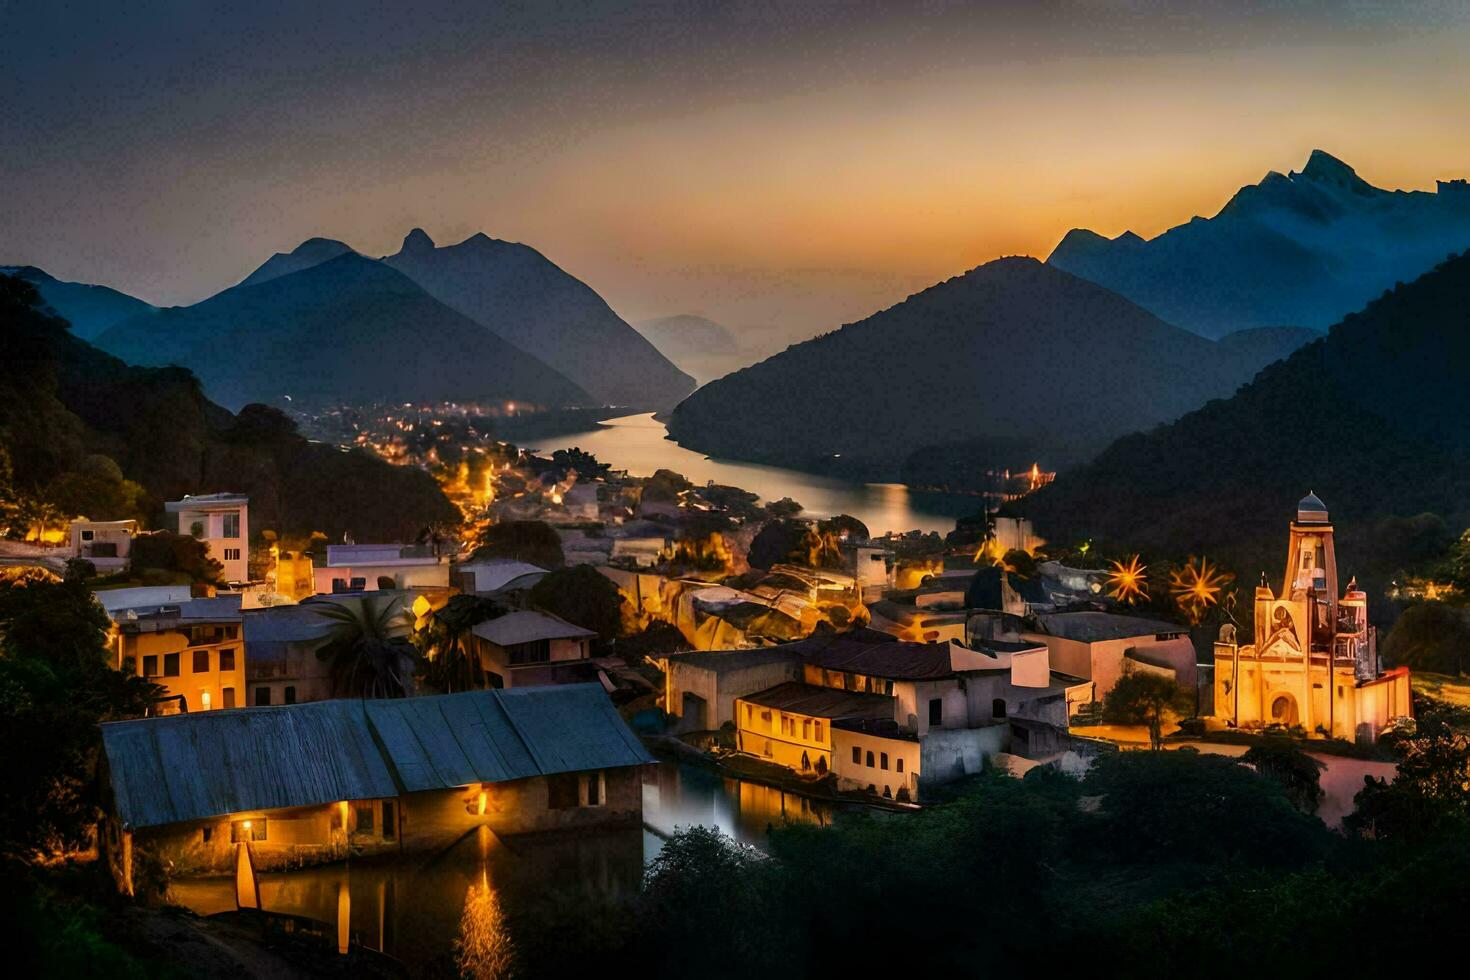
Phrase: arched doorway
[{"left": 1269, "top": 694, "right": 1299, "bottom": 727}]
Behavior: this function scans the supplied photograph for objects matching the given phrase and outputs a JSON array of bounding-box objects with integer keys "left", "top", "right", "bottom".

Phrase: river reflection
[
  {"left": 529, "top": 412, "right": 974, "bottom": 535},
  {"left": 167, "top": 761, "right": 838, "bottom": 972}
]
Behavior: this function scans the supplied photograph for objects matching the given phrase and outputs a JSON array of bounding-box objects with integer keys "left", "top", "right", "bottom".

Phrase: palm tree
[
  {"left": 420, "top": 595, "right": 507, "bottom": 693},
  {"left": 314, "top": 595, "right": 418, "bottom": 698}
]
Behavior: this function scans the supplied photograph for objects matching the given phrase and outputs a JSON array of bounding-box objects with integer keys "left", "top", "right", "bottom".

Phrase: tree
[
  {"left": 40, "top": 454, "right": 144, "bottom": 521},
  {"left": 130, "top": 530, "right": 223, "bottom": 584},
  {"left": 748, "top": 519, "right": 807, "bottom": 570},
  {"left": 421, "top": 594, "right": 508, "bottom": 692},
  {"left": 1382, "top": 602, "right": 1470, "bottom": 675},
  {"left": 0, "top": 578, "right": 159, "bottom": 858},
  {"left": 313, "top": 595, "right": 418, "bottom": 698},
  {"left": 1102, "top": 671, "right": 1194, "bottom": 749},
  {"left": 1347, "top": 707, "right": 1470, "bottom": 841},
  {"left": 473, "top": 520, "right": 565, "bottom": 569},
  {"left": 818, "top": 514, "right": 869, "bottom": 543},
  {"left": 1243, "top": 736, "right": 1326, "bottom": 813},
  {"left": 529, "top": 565, "right": 625, "bottom": 644}
]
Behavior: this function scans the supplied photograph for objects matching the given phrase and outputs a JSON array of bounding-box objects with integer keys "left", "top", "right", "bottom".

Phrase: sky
[{"left": 4, "top": 1, "right": 1470, "bottom": 346}]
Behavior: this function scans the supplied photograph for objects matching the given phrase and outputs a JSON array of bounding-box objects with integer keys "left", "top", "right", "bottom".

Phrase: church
[{"left": 1212, "top": 493, "right": 1412, "bottom": 743}]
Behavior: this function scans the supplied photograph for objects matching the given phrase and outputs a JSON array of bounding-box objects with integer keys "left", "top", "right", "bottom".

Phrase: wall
[
  {"left": 120, "top": 627, "right": 246, "bottom": 712},
  {"left": 662, "top": 658, "right": 800, "bottom": 734},
  {"left": 734, "top": 699, "right": 836, "bottom": 774},
  {"left": 831, "top": 729, "right": 921, "bottom": 800},
  {"left": 918, "top": 725, "right": 1007, "bottom": 788},
  {"left": 1025, "top": 632, "right": 1195, "bottom": 702},
  {"left": 314, "top": 562, "right": 449, "bottom": 594}
]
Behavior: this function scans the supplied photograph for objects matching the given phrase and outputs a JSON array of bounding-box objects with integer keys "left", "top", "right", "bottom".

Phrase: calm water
[
  {"left": 529, "top": 412, "right": 975, "bottom": 535},
  {"left": 167, "top": 761, "right": 837, "bottom": 972}
]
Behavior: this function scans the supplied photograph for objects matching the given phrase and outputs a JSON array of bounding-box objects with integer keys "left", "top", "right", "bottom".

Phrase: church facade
[{"left": 1212, "top": 493, "right": 1411, "bottom": 743}]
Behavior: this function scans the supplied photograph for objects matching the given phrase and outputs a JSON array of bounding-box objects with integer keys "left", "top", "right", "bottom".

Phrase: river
[
  {"left": 165, "top": 760, "right": 841, "bottom": 973},
  {"left": 526, "top": 412, "right": 975, "bottom": 535}
]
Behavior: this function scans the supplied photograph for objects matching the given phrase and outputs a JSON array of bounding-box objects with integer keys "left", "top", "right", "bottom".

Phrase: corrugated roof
[
  {"left": 102, "top": 685, "right": 653, "bottom": 829},
  {"left": 471, "top": 610, "right": 596, "bottom": 645}
]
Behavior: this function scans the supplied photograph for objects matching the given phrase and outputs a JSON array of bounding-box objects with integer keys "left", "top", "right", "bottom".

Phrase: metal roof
[{"left": 101, "top": 684, "right": 653, "bottom": 830}]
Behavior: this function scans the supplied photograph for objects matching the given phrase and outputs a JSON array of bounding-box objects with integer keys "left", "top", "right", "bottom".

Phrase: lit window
[{"left": 231, "top": 819, "right": 267, "bottom": 842}]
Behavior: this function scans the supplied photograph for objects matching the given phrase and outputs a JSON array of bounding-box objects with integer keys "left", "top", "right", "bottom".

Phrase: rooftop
[
  {"left": 797, "top": 635, "right": 958, "bottom": 680},
  {"left": 101, "top": 684, "right": 653, "bottom": 830},
  {"left": 1032, "top": 611, "right": 1186, "bottom": 642},
  {"left": 658, "top": 647, "right": 804, "bottom": 673},
  {"left": 739, "top": 681, "right": 894, "bottom": 720},
  {"left": 164, "top": 493, "right": 248, "bottom": 510},
  {"left": 471, "top": 610, "right": 597, "bottom": 646},
  {"left": 112, "top": 594, "right": 244, "bottom": 627}
]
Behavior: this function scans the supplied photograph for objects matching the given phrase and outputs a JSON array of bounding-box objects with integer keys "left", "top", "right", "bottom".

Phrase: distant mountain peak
[
  {"left": 1294, "top": 149, "right": 1375, "bottom": 195},
  {"left": 401, "top": 228, "right": 435, "bottom": 253},
  {"left": 239, "top": 238, "right": 353, "bottom": 289}
]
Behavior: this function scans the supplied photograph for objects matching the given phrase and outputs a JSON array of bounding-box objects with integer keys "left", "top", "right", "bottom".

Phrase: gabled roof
[
  {"left": 797, "top": 635, "right": 957, "bottom": 680},
  {"left": 737, "top": 681, "right": 893, "bottom": 720},
  {"left": 101, "top": 684, "right": 653, "bottom": 830},
  {"left": 658, "top": 647, "right": 804, "bottom": 674},
  {"left": 471, "top": 610, "right": 596, "bottom": 646}
]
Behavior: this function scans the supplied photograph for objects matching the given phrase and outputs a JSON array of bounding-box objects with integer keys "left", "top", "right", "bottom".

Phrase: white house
[
  {"left": 165, "top": 494, "right": 249, "bottom": 584},
  {"left": 69, "top": 519, "right": 137, "bottom": 573},
  {"left": 313, "top": 543, "right": 449, "bottom": 594}
]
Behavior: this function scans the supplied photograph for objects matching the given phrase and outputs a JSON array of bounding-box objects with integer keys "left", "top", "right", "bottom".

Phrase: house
[
  {"left": 1212, "top": 494, "right": 1412, "bottom": 742},
  {"left": 99, "top": 684, "right": 655, "bottom": 892},
  {"left": 850, "top": 545, "right": 892, "bottom": 601},
  {"left": 69, "top": 520, "right": 137, "bottom": 574},
  {"left": 452, "top": 558, "right": 548, "bottom": 595},
  {"left": 242, "top": 602, "right": 337, "bottom": 706},
  {"left": 313, "top": 543, "right": 449, "bottom": 594},
  {"left": 655, "top": 646, "right": 804, "bottom": 734},
  {"left": 467, "top": 610, "right": 597, "bottom": 688},
  {"left": 727, "top": 631, "right": 1090, "bottom": 799},
  {"left": 1023, "top": 611, "right": 1195, "bottom": 707},
  {"left": 109, "top": 595, "right": 246, "bottom": 713},
  {"left": 734, "top": 681, "right": 893, "bottom": 775},
  {"left": 165, "top": 494, "right": 249, "bottom": 584}
]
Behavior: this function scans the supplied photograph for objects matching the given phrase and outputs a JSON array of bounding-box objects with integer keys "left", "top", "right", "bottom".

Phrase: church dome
[{"left": 1297, "top": 492, "right": 1329, "bottom": 523}]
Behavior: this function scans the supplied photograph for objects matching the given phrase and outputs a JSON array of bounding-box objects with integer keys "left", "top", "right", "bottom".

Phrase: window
[
  {"left": 585, "top": 772, "right": 604, "bottom": 807},
  {"left": 163, "top": 653, "right": 180, "bottom": 677},
  {"left": 813, "top": 721, "right": 822, "bottom": 741},
  {"left": 254, "top": 686, "right": 271, "bottom": 706},
  {"left": 506, "top": 639, "right": 551, "bottom": 665},
  {"left": 231, "top": 819, "right": 267, "bottom": 842},
  {"left": 193, "top": 650, "right": 210, "bottom": 673},
  {"left": 222, "top": 513, "right": 240, "bottom": 538},
  {"left": 896, "top": 758, "right": 904, "bottom": 773},
  {"left": 802, "top": 719, "right": 811, "bottom": 740},
  {"left": 222, "top": 687, "right": 236, "bottom": 709},
  {"left": 201, "top": 826, "right": 213, "bottom": 844},
  {"left": 284, "top": 686, "right": 297, "bottom": 704},
  {"left": 548, "top": 773, "right": 580, "bottom": 809},
  {"left": 223, "top": 548, "right": 241, "bottom": 562},
  {"left": 992, "top": 698, "right": 1007, "bottom": 719},
  {"left": 142, "top": 655, "right": 159, "bottom": 677},
  {"left": 744, "top": 704, "right": 753, "bottom": 725},
  {"left": 928, "top": 698, "right": 943, "bottom": 727},
  {"left": 81, "top": 529, "right": 95, "bottom": 541},
  {"left": 880, "top": 752, "right": 889, "bottom": 770},
  {"left": 852, "top": 746, "right": 862, "bottom": 764},
  {"left": 219, "top": 648, "right": 235, "bottom": 672},
  {"left": 866, "top": 751, "right": 875, "bottom": 768},
  {"left": 760, "top": 710, "right": 773, "bottom": 733},
  {"left": 356, "top": 805, "right": 375, "bottom": 832},
  {"left": 381, "top": 801, "right": 396, "bottom": 839}
]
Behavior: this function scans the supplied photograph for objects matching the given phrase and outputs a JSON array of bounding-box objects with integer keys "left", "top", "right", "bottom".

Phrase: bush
[{"left": 472, "top": 520, "right": 565, "bottom": 569}]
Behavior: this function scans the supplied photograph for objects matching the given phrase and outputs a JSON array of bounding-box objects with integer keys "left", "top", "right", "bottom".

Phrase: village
[{"left": 3, "top": 419, "right": 1422, "bottom": 922}]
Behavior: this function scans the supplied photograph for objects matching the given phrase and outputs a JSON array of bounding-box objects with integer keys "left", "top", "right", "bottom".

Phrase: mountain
[
  {"left": 1, "top": 271, "right": 458, "bottom": 542},
  {"left": 384, "top": 229, "right": 694, "bottom": 409},
  {"left": 635, "top": 314, "right": 757, "bottom": 386},
  {"left": 1214, "top": 325, "right": 1320, "bottom": 366},
  {"left": 666, "top": 257, "right": 1304, "bottom": 481},
  {"left": 237, "top": 237, "right": 354, "bottom": 288},
  {"left": 1049, "top": 150, "right": 1470, "bottom": 338},
  {"left": 0, "top": 265, "right": 155, "bottom": 342},
  {"left": 95, "top": 253, "right": 591, "bottom": 411},
  {"left": 1016, "top": 250, "right": 1470, "bottom": 590}
]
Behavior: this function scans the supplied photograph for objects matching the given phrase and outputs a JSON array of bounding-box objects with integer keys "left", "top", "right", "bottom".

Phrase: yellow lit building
[
  {"left": 111, "top": 596, "right": 246, "bottom": 713},
  {"left": 734, "top": 682, "right": 893, "bottom": 775},
  {"left": 1212, "top": 494, "right": 1412, "bottom": 742}
]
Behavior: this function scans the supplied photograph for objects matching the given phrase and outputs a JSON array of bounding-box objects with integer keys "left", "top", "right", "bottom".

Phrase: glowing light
[
  {"left": 1107, "top": 555, "right": 1149, "bottom": 604},
  {"left": 1169, "top": 556, "right": 1234, "bottom": 624},
  {"left": 477, "top": 790, "right": 488, "bottom": 816}
]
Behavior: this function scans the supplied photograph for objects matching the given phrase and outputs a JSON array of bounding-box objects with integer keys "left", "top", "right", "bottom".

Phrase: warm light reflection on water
[
  {"left": 166, "top": 762, "right": 839, "bottom": 970},
  {"left": 530, "top": 413, "right": 974, "bottom": 534}
]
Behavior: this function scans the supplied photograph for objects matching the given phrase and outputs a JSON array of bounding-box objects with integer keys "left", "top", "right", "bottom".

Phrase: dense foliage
[
  {"left": 472, "top": 520, "right": 566, "bottom": 569},
  {"left": 528, "top": 565, "right": 626, "bottom": 643},
  {"left": 0, "top": 579, "right": 158, "bottom": 860}
]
